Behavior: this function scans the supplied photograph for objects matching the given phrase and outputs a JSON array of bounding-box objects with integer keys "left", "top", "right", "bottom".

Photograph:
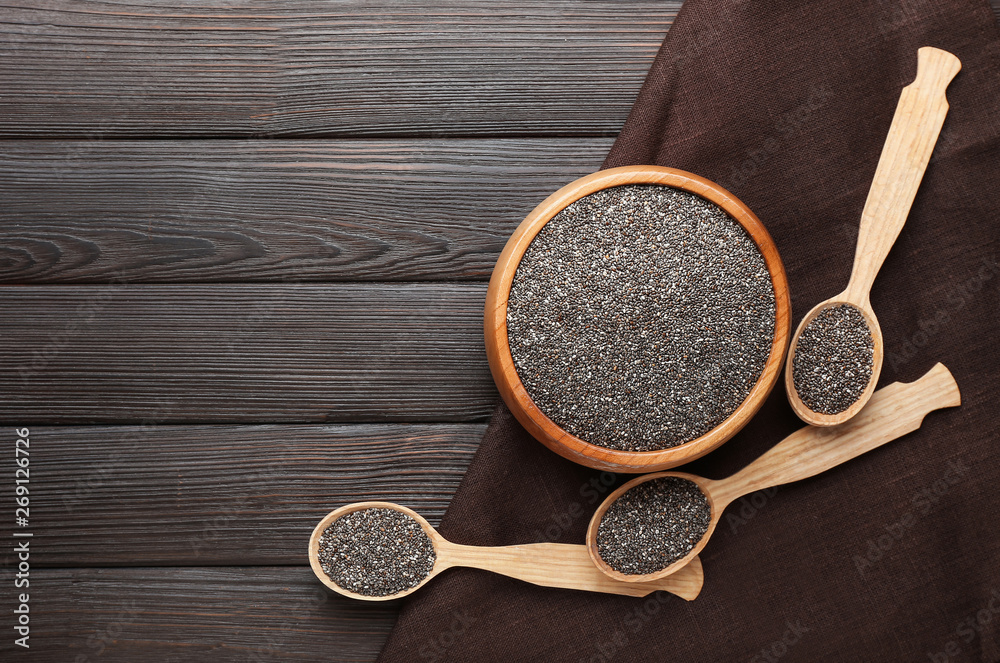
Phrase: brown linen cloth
[{"left": 378, "top": 0, "right": 1000, "bottom": 660}]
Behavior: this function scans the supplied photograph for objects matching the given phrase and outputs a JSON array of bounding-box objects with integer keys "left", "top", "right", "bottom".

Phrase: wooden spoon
[
  {"left": 588, "top": 362, "right": 960, "bottom": 583},
  {"left": 785, "top": 47, "right": 961, "bottom": 426},
  {"left": 309, "top": 501, "right": 704, "bottom": 601}
]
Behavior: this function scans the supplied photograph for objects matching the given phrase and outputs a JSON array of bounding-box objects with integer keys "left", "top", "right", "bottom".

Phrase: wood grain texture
[
  {"left": 0, "top": 424, "right": 482, "bottom": 567},
  {"left": 845, "top": 48, "right": 961, "bottom": 307},
  {"left": 12, "top": 567, "right": 396, "bottom": 662},
  {"left": 715, "top": 363, "right": 960, "bottom": 506},
  {"left": 4, "top": 4, "right": 994, "bottom": 662},
  {"left": 0, "top": 284, "right": 497, "bottom": 424},
  {"left": 0, "top": 139, "right": 609, "bottom": 283},
  {"left": 0, "top": 0, "right": 677, "bottom": 138}
]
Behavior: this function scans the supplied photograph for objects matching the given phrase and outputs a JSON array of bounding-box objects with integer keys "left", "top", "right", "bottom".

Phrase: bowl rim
[{"left": 484, "top": 165, "right": 791, "bottom": 473}]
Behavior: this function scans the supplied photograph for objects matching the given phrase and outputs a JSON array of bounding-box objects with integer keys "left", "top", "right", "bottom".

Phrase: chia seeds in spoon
[
  {"left": 792, "top": 303, "right": 875, "bottom": 415},
  {"left": 506, "top": 184, "right": 776, "bottom": 452},
  {"left": 317, "top": 507, "right": 436, "bottom": 597},
  {"left": 597, "top": 476, "right": 711, "bottom": 576}
]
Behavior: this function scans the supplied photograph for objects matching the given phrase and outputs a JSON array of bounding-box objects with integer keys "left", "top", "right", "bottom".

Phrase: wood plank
[
  {"left": 0, "top": 283, "right": 497, "bottom": 424},
  {"left": 0, "top": 0, "right": 677, "bottom": 138},
  {"left": 2, "top": 1, "right": 997, "bottom": 139},
  {"left": 13, "top": 567, "right": 396, "bottom": 662},
  {"left": 0, "top": 139, "right": 610, "bottom": 283},
  {"left": 0, "top": 423, "right": 481, "bottom": 567}
]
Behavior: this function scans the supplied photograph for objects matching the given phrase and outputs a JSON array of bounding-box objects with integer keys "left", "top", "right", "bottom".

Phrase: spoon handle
[
  {"left": 713, "top": 363, "right": 960, "bottom": 507},
  {"left": 439, "top": 541, "right": 704, "bottom": 600},
  {"left": 844, "top": 47, "right": 961, "bottom": 306}
]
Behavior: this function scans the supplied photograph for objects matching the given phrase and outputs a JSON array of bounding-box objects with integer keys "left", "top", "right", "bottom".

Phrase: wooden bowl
[{"left": 484, "top": 165, "right": 791, "bottom": 473}]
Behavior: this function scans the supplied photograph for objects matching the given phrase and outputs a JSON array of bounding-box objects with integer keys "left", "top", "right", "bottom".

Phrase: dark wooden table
[{"left": 1, "top": 2, "right": 997, "bottom": 661}]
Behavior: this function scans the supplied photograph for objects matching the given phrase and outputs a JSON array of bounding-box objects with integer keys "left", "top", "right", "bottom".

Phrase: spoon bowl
[
  {"left": 309, "top": 501, "right": 441, "bottom": 601},
  {"left": 588, "top": 363, "right": 960, "bottom": 583},
  {"left": 309, "top": 501, "right": 705, "bottom": 601},
  {"left": 786, "top": 47, "right": 960, "bottom": 426},
  {"left": 587, "top": 471, "right": 719, "bottom": 583},
  {"left": 785, "top": 298, "right": 884, "bottom": 426}
]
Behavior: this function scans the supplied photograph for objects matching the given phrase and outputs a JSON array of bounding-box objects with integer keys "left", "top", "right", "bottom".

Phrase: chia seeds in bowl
[
  {"left": 596, "top": 476, "right": 712, "bottom": 576},
  {"left": 506, "top": 184, "right": 776, "bottom": 452},
  {"left": 317, "top": 507, "right": 436, "bottom": 597}
]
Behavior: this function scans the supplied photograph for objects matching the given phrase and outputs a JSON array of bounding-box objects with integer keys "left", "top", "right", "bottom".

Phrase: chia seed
[
  {"left": 596, "top": 476, "right": 712, "bottom": 576},
  {"left": 317, "top": 507, "right": 436, "bottom": 597},
  {"left": 506, "top": 184, "right": 776, "bottom": 451},
  {"left": 792, "top": 303, "right": 875, "bottom": 415}
]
